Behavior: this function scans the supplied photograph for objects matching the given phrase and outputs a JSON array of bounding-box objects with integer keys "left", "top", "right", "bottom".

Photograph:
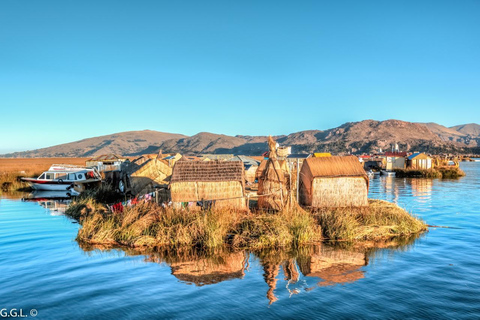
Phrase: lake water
[{"left": 1, "top": 163, "right": 479, "bottom": 319}]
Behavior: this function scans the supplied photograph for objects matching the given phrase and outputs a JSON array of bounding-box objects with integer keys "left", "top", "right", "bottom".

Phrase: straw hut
[
  {"left": 170, "top": 160, "right": 246, "bottom": 210},
  {"left": 257, "top": 137, "right": 291, "bottom": 210},
  {"left": 129, "top": 155, "right": 173, "bottom": 196},
  {"left": 299, "top": 156, "right": 369, "bottom": 208}
]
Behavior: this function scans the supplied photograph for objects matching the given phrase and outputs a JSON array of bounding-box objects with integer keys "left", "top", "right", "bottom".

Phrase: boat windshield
[{"left": 38, "top": 173, "right": 46, "bottom": 179}]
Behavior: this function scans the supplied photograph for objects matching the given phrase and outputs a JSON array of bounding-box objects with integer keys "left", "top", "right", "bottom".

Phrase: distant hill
[
  {"left": 3, "top": 130, "right": 186, "bottom": 158},
  {"left": 450, "top": 123, "right": 480, "bottom": 137},
  {"left": 2, "top": 120, "right": 479, "bottom": 158}
]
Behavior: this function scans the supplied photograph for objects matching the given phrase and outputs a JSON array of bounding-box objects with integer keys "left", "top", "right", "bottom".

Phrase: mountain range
[{"left": 3, "top": 120, "right": 480, "bottom": 158}]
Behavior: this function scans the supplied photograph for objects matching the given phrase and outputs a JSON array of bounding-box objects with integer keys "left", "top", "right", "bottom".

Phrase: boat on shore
[{"left": 21, "top": 164, "right": 102, "bottom": 191}]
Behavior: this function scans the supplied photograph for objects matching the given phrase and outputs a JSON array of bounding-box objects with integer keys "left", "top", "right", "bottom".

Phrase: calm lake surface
[{"left": 1, "top": 163, "right": 479, "bottom": 319}]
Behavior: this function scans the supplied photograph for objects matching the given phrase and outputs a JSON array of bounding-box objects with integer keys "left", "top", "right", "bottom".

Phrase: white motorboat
[{"left": 22, "top": 164, "right": 102, "bottom": 191}]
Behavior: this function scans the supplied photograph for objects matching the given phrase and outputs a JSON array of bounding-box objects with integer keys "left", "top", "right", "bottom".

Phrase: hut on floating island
[
  {"left": 128, "top": 154, "right": 175, "bottom": 196},
  {"left": 257, "top": 136, "right": 291, "bottom": 210},
  {"left": 299, "top": 156, "right": 369, "bottom": 208},
  {"left": 169, "top": 160, "right": 246, "bottom": 210},
  {"left": 407, "top": 153, "right": 433, "bottom": 170}
]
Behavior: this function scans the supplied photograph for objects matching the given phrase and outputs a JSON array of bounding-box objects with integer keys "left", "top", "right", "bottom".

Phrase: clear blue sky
[{"left": 1, "top": 0, "right": 479, "bottom": 153}]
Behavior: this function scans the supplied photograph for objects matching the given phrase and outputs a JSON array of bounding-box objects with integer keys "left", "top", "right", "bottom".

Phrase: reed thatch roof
[
  {"left": 256, "top": 159, "right": 289, "bottom": 179},
  {"left": 302, "top": 156, "right": 367, "bottom": 180},
  {"left": 171, "top": 160, "right": 244, "bottom": 183}
]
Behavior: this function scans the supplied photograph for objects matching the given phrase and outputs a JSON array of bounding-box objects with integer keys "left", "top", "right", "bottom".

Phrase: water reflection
[
  {"left": 79, "top": 234, "right": 422, "bottom": 305},
  {"left": 21, "top": 191, "right": 73, "bottom": 215}
]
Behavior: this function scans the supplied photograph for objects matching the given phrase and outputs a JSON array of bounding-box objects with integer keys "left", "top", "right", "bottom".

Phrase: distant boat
[
  {"left": 22, "top": 164, "right": 102, "bottom": 191},
  {"left": 381, "top": 170, "right": 396, "bottom": 177}
]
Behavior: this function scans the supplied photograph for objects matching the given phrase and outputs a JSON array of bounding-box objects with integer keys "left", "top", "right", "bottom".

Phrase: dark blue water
[{"left": 1, "top": 163, "right": 479, "bottom": 319}]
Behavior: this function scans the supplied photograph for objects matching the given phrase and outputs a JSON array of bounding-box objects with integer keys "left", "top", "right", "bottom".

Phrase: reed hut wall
[
  {"left": 170, "top": 160, "right": 246, "bottom": 210},
  {"left": 299, "top": 156, "right": 368, "bottom": 208},
  {"left": 257, "top": 159, "right": 290, "bottom": 210},
  {"left": 130, "top": 158, "right": 172, "bottom": 195},
  {"left": 245, "top": 165, "right": 258, "bottom": 183}
]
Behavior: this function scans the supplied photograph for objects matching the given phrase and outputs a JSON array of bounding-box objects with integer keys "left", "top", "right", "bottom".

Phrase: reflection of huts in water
[
  {"left": 299, "top": 156, "right": 369, "bottom": 208},
  {"left": 169, "top": 160, "right": 247, "bottom": 210},
  {"left": 282, "top": 259, "right": 300, "bottom": 283},
  {"left": 169, "top": 252, "right": 247, "bottom": 286},
  {"left": 256, "top": 159, "right": 290, "bottom": 210},
  {"left": 129, "top": 154, "right": 179, "bottom": 196},
  {"left": 411, "top": 178, "right": 433, "bottom": 197},
  {"left": 263, "top": 262, "right": 280, "bottom": 304},
  {"left": 297, "top": 246, "right": 367, "bottom": 286},
  {"left": 229, "top": 155, "right": 260, "bottom": 183}
]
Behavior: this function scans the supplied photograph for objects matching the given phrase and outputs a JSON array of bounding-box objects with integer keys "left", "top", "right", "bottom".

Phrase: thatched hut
[
  {"left": 129, "top": 155, "right": 173, "bottom": 196},
  {"left": 299, "top": 156, "right": 368, "bottom": 208},
  {"left": 256, "top": 159, "right": 291, "bottom": 210},
  {"left": 170, "top": 160, "right": 246, "bottom": 210},
  {"left": 257, "top": 136, "right": 292, "bottom": 210}
]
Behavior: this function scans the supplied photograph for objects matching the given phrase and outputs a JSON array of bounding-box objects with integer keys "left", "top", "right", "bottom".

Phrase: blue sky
[{"left": 1, "top": 0, "right": 479, "bottom": 153}]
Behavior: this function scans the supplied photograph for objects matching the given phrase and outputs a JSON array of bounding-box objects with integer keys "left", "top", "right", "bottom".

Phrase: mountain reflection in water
[{"left": 79, "top": 235, "right": 420, "bottom": 305}]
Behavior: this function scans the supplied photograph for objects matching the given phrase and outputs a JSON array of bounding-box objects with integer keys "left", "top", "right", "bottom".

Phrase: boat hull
[{"left": 26, "top": 180, "right": 73, "bottom": 191}]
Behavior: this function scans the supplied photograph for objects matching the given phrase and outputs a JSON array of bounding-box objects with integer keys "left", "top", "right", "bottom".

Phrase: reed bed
[
  {"left": 0, "top": 157, "right": 88, "bottom": 192},
  {"left": 66, "top": 196, "right": 425, "bottom": 249},
  {"left": 315, "top": 199, "right": 427, "bottom": 241},
  {"left": 66, "top": 198, "right": 322, "bottom": 249},
  {"left": 393, "top": 167, "right": 465, "bottom": 178}
]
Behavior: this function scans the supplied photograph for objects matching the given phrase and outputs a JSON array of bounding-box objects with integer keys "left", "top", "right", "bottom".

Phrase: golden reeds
[
  {"left": 315, "top": 199, "right": 427, "bottom": 241},
  {"left": 0, "top": 157, "right": 89, "bottom": 192}
]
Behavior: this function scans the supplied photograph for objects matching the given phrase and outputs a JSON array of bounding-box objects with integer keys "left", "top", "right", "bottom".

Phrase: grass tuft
[{"left": 315, "top": 199, "right": 426, "bottom": 241}]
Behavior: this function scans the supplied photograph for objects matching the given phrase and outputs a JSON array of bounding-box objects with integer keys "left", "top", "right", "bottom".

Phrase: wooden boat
[{"left": 22, "top": 164, "right": 102, "bottom": 191}]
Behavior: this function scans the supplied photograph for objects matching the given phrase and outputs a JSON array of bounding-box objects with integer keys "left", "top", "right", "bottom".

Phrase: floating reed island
[
  {"left": 65, "top": 140, "right": 427, "bottom": 250},
  {"left": 393, "top": 166, "right": 466, "bottom": 178},
  {"left": 65, "top": 196, "right": 426, "bottom": 249}
]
